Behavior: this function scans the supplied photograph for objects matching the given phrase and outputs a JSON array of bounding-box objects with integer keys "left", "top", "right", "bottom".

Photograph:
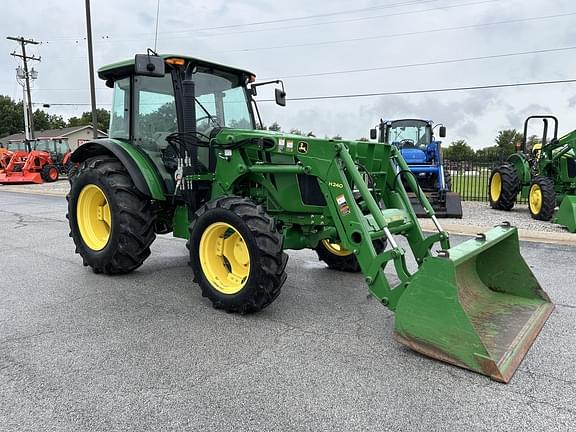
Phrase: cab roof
[{"left": 98, "top": 54, "right": 255, "bottom": 81}]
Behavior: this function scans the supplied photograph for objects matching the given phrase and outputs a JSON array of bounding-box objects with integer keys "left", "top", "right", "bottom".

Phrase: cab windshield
[
  {"left": 387, "top": 120, "right": 431, "bottom": 147},
  {"left": 7, "top": 141, "right": 27, "bottom": 151},
  {"left": 34, "top": 139, "right": 68, "bottom": 154},
  {"left": 193, "top": 68, "right": 254, "bottom": 132}
]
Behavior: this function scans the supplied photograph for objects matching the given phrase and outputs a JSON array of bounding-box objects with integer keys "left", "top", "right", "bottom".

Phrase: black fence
[{"left": 445, "top": 158, "right": 528, "bottom": 204}]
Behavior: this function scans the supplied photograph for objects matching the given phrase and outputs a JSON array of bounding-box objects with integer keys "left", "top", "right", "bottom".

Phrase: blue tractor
[{"left": 370, "top": 119, "right": 462, "bottom": 218}]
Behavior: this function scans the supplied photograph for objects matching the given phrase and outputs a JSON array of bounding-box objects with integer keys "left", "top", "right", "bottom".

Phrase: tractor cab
[
  {"left": 6, "top": 139, "right": 31, "bottom": 152},
  {"left": 375, "top": 119, "right": 446, "bottom": 165},
  {"left": 96, "top": 54, "right": 285, "bottom": 199},
  {"left": 34, "top": 137, "right": 69, "bottom": 162},
  {"left": 370, "top": 119, "right": 460, "bottom": 218}
]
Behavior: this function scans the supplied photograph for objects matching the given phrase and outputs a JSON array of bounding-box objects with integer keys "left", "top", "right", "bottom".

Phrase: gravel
[
  {"left": 420, "top": 201, "right": 568, "bottom": 233},
  {"left": 0, "top": 181, "right": 570, "bottom": 233}
]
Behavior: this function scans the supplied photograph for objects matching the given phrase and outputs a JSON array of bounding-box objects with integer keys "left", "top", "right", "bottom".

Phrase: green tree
[
  {"left": 332, "top": 135, "right": 342, "bottom": 140},
  {"left": 443, "top": 140, "right": 474, "bottom": 160},
  {"left": 67, "top": 109, "right": 111, "bottom": 132},
  {"left": 268, "top": 122, "right": 282, "bottom": 132},
  {"left": 475, "top": 145, "right": 501, "bottom": 159},
  {"left": 33, "top": 110, "right": 66, "bottom": 131},
  {"left": 0, "top": 95, "right": 25, "bottom": 137},
  {"left": 0, "top": 95, "right": 67, "bottom": 137},
  {"left": 494, "top": 129, "right": 523, "bottom": 155}
]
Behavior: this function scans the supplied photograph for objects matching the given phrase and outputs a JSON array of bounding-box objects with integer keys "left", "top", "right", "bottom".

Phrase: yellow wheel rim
[
  {"left": 321, "top": 239, "right": 353, "bottom": 257},
  {"left": 77, "top": 184, "right": 111, "bottom": 251},
  {"left": 529, "top": 183, "right": 543, "bottom": 215},
  {"left": 199, "top": 222, "right": 250, "bottom": 295},
  {"left": 490, "top": 172, "right": 502, "bottom": 202}
]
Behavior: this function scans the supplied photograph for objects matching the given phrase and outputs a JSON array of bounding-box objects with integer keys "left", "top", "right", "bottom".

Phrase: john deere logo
[{"left": 297, "top": 141, "right": 308, "bottom": 154}]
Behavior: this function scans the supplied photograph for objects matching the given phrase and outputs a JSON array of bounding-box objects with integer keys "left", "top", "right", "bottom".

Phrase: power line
[
  {"left": 38, "top": 0, "right": 442, "bottom": 42},
  {"left": 31, "top": 45, "right": 576, "bottom": 94},
  {"left": 139, "top": 0, "right": 500, "bottom": 43},
  {"left": 40, "top": 0, "right": 498, "bottom": 44},
  {"left": 262, "top": 45, "right": 576, "bottom": 80},
  {"left": 37, "top": 77, "right": 576, "bottom": 107},
  {"left": 267, "top": 78, "right": 576, "bottom": 102},
  {"left": 225, "top": 11, "right": 576, "bottom": 53}
]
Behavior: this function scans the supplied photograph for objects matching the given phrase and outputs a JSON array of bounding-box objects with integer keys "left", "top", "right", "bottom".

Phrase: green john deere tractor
[
  {"left": 489, "top": 115, "right": 576, "bottom": 232},
  {"left": 67, "top": 53, "right": 554, "bottom": 382}
]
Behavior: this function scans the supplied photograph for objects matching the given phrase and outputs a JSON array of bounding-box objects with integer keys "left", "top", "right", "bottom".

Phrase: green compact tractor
[
  {"left": 67, "top": 54, "right": 553, "bottom": 382},
  {"left": 489, "top": 115, "right": 576, "bottom": 232}
]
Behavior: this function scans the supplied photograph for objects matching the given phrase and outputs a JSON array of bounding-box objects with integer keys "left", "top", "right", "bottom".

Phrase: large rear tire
[
  {"left": 316, "top": 239, "right": 359, "bottom": 272},
  {"left": 528, "top": 176, "right": 556, "bottom": 221},
  {"left": 189, "top": 196, "right": 288, "bottom": 314},
  {"left": 67, "top": 157, "right": 156, "bottom": 274},
  {"left": 489, "top": 164, "right": 519, "bottom": 210},
  {"left": 315, "top": 238, "right": 386, "bottom": 273}
]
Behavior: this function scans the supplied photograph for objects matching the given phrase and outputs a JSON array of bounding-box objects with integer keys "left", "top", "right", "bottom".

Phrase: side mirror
[
  {"left": 439, "top": 126, "right": 447, "bottom": 138},
  {"left": 370, "top": 128, "right": 377, "bottom": 140},
  {"left": 275, "top": 88, "right": 286, "bottom": 107},
  {"left": 134, "top": 54, "right": 165, "bottom": 77}
]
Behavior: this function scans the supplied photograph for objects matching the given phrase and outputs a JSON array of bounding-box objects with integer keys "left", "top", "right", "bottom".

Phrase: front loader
[
  {"left": 67, "top": 53, "right": 553, "bottom": 382},
  {"left": 0, "top": 139, "right": 60, "bottom": 184}
]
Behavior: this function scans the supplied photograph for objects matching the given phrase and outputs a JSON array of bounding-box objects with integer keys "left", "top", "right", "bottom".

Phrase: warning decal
[{"left": 336, "top": 194, "right": 350, "bottom": 215}]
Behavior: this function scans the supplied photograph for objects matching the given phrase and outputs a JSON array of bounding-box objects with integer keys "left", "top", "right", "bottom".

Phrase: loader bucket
[
  {"left": 394, "top": 226, "right": 553, "bottom": 383},
  {"left": 554, "top": 195, "right": 576, "bottom": 233},
  {"left": 0, "top": 171, "right": 42, "bottom": 184},
  {"left": 409, "top": 192, "right": 463, "bottom": 218}
]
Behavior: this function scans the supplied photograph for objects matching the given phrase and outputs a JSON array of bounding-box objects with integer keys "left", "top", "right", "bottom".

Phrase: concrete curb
[
  {"left": 419, "top": 220, "right": 576, "bottom": 246},
  {"left": 2, "top": 187, "right": 574, "bottom": 246},
  {"left": 0, "top": 187, "right": 68, "bottom": 197}
]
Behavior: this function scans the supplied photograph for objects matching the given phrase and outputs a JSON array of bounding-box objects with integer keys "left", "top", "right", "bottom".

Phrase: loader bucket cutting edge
[
  {"left": 0, "top": 172, "right": 43, "bottom": 184},
  {"left": 394, "top": 226, "right": 554, "bottom": 383}
]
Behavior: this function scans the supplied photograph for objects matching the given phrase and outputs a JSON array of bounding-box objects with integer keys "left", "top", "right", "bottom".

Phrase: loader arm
[{"left": 206, "top": 132, "right": 553, "bottom": 382}]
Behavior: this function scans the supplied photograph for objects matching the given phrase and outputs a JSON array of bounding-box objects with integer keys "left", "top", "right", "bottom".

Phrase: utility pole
[
  {"left": 7, "top": 36, "right": 40, "bottom": 140},
  {"left": 85, "top": 0, "right": 98, "bottom": 139}
]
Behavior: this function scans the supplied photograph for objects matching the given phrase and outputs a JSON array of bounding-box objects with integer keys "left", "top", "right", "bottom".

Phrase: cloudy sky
[{"left": 2, "top": 0, "right": 576, "bottom": 147}]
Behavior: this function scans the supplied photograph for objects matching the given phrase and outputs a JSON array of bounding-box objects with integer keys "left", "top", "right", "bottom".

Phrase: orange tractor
[
  {"left": 0, "top": 147, "right": 12, "bottom": 173},
  {"left": 0, "top": 137, "right": 70, "bottom": 184}
]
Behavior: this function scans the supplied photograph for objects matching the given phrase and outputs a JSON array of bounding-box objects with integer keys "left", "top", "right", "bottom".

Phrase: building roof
[{"left": 0, "top": 125, "right": 107, "bottom": 145}]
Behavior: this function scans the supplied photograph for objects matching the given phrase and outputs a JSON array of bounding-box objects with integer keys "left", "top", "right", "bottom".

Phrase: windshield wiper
[{"left": 195, "top": 98, "right": 221, "bottom": 128}]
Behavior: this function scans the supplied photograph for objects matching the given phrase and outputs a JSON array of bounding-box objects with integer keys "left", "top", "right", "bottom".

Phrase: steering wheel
[{"left": 400, "top": 139, "right": 415, "bottom": 148}]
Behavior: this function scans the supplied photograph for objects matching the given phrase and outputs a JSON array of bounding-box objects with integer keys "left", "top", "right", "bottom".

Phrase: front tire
[
  {"left": 529, "top": 176, "right": 556, "bottom": 221},
  {"left": 67, "top": 157, "right": 156, "bottom": 274},
  {"left": 41, "top": 164, "right": 59, "bottom": 182},
  {"left": 189, "top": 196, "right": 288, "bottom": 314},
  {"left": 489, "top": 164, "right": 519, "bottom": 210}
]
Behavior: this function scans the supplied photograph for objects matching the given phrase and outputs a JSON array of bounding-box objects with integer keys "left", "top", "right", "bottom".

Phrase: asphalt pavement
[{"left": 0, "top": 191, "right": 575, "bottom": 431}]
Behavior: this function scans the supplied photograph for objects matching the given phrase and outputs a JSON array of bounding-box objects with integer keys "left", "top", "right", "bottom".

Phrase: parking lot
[{"left": 1, "top": 191, "right": 575, "bottom": 431}]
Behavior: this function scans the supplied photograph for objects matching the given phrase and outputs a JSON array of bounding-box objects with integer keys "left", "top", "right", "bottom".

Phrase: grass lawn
[{"left": 451, "top": 172, "right": 490, "bottom": 201}]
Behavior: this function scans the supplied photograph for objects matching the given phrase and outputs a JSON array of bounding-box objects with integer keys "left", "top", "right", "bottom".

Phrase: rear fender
[
  {"left": 71, "top": 139, "right": 166, "bottom": 200},
  {"left": 507, "top": 153, "right": 531, "bottom": 185}
]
